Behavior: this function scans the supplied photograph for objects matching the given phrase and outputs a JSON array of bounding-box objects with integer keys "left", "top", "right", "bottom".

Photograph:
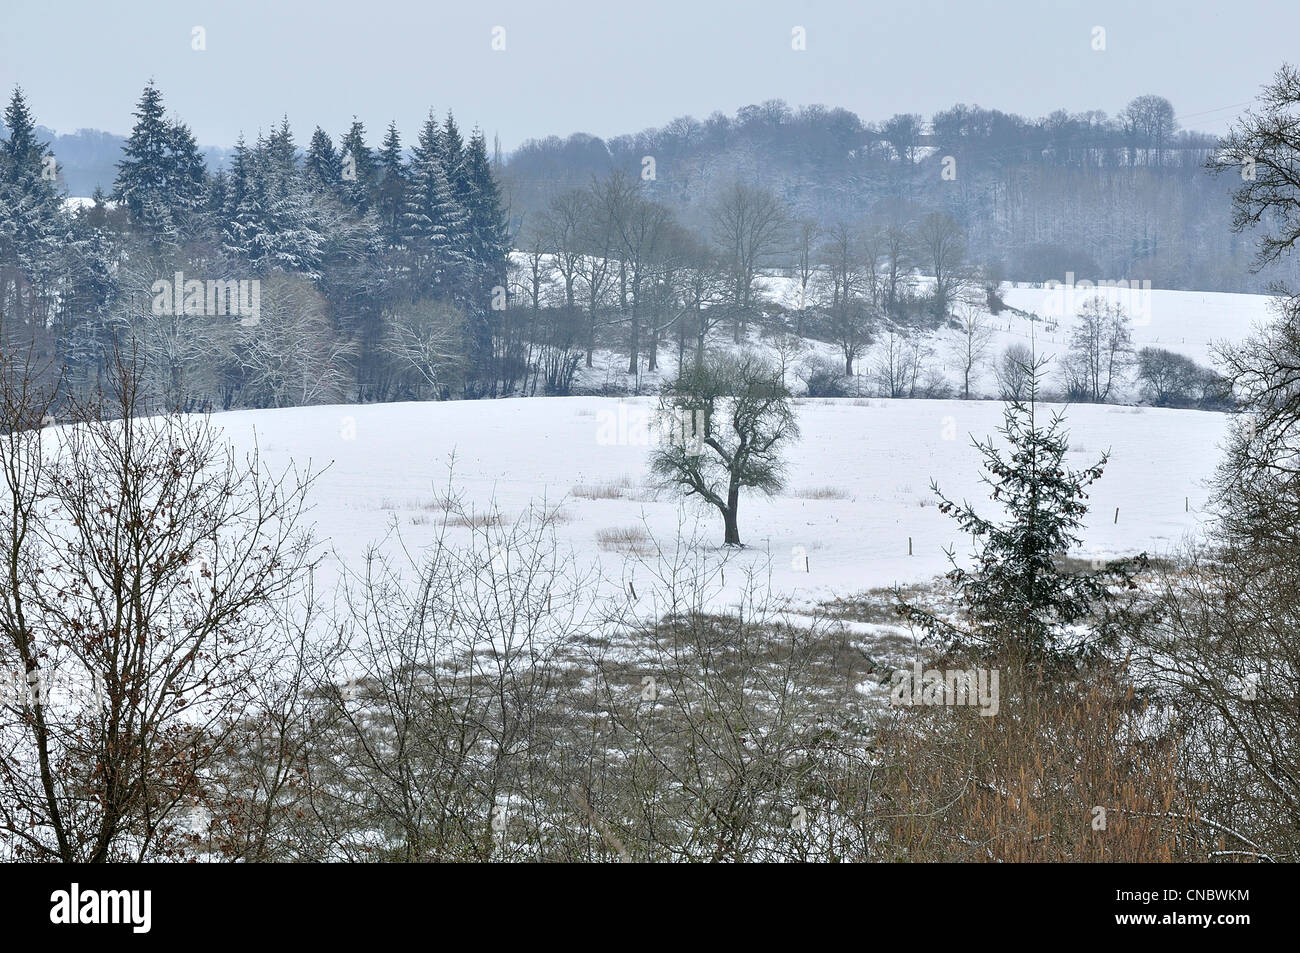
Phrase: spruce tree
[
  {"left": 440, "top": 111, "right": 467, "bottom": 196},
  {"left": 1, "top": 87, "right": 65, "bottom": 329},
  {"left": 165, "top": 120, "right": 208, "bottom": 239},
  {"left": 898, "top": 353, "right": 1148, "bottom": 667},
  {"left": 265, "top": 117, "right": 299, "bottom": 184},
  {"left": 113, "top": 82, "right": 171, "bottom": 230},
  {"left": 376, "top": 121, "right": 407, "bottom": 248},
  {"left": 338, "top": 119, "right": 377, "bottom": 213},
  {"left": 112, "top": 82, "right": 208, "bottom": 246},
  {"left": 221, "top": 136, "right": 256, "bottom": 257},
  {"left": 1, "top": 87, "right": 49, "bottom": 181},
  {"left": 232, "top": 135, "right": 324, "bottom": 277},
  {"left": 462, "top": 127, "right": 510, "bottom": 288},
  {"left": 222, "top": 135, "right": 265, "bottom": 262},
  {"left": 402, "top": 111, "right": 469, "bottom": 298},
  {"left": 304, "top": 126, "right": 341, "bottom": 193}
]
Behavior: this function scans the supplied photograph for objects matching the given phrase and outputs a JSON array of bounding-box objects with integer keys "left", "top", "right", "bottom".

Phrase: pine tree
[
  {"left": 458, "top": 128, "right": 510, "bottom": 383},
  {"left": 402, "top": 112, "right": 469, "bottom": 298},
  {"left": 86, "top": 185, "right": 111, "bottom": 229},
  {"left": 60, "top": 208, "right": 119, "bottom": 389},
  {"left": 338, "top": 119, "right": 377, "bottom": 213},
  {"left": 1, "top": 87, "right": 65, "bottom": 331},
  {"left": 376, "top": 121, "right": 407, "bottom": 247},
  {"left": 898, "top": 353, "right": 1148, "bottom": 667},
  {"left": 304, "top": 126, "right": 341, "bottom": 193},
  {"left": 112, "top": 82, "right": 208, "bottom": 246},
  {"left": 1, "top": 87, "right": 49, "bottom": 181},
  {"left": 165, "top": 120, "right": 208, "bottom": 240},
  {"left": 440, "top": 111, "right": 467, "bottom": 195},
  {"left": 462, "top": 127, "right": 510, "bottom": 289},
  {"left": 113, "top": 82, "right": 171, "bottom": 230},
  {"left": 265, "top": 117, "right": 299, "bottom": 184},
  {"left": 222, "top": 136, "right": 264, "bottom": 261},
  {"left": 228, "top": 134, "right": 324, "bottom": 277},
  {"left": 205, "top": 169, "right": 228, "bottom": 220}
]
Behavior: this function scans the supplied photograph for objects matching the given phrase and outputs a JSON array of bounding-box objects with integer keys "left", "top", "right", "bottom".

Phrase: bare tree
[
  {"left": 789, "top": 219, "right": 821, "bottom": 334},
  {"left": 950, "top": 297, "right": 995, "bottom": 399},
  {"left": 539, "top": 189, "right": 587, "bottom": 311},
  {"left": 232, "top": 274, "right": 355, "bottom": 408},
  {"left": 593, "top": 171, "right": 671, "bottom": 374},
  {"left": 652, "top": 354, "right": 799, "bottom": 545},
  {"left": 381, "top": 298, "right": 465, "bottom": 399},
  {"left": 1214, "top": 64, "right": 1300, "bottom": 271},
  {"left": 1063, "top": 296, "right": 1134, "bottom": 402},
  {"left": 915, "top": 212, "right": 970, "bottom": 320},
  {"left": 0, "top": 344, "right": 316, "bottom": 861},
  {"left": 709, "top": 183, "right": 788, "bottom": 343},
  {"left": 1121, "top": 94, "right": 1179, "bottom": 167},
  {"left": 874, "top": 327, "right": 932, "bottom": 398},
  {"left": 679, "top": 240, "right": 729, "bottom": 370},
  {"left": 880, "top": 221, "right": 913, "bottom": 318},
  {"left": 575, "top": 200, "right": 617, "bottom": 369},
  {"left": 820, "top": 221, "right": 874, "bottom": 375},
  {"left": 995, "top": 343, "right": 1035, "bottom": 401},
  {"left": 516, "top": 221, "right": 551, "bottom": 312}
]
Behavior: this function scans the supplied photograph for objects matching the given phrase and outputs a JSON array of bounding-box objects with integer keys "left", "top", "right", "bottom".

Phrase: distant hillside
[
  {"left": 503, "top": 98, "right": 1296, "bottom": 294},
  {"left": 9, "top": 96, "right": 1296, "bottom": 294},
  {"left": 0, "top": 123, "right": 233, "bottom": 196}
]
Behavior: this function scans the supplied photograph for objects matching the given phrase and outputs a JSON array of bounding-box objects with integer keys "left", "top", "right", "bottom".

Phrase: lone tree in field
[
  {"left": 652, "top": 354, "right": 799, "bottom": 546},
  {"left": 899, "top": 353, "right": 1147, "bottom": 666}
]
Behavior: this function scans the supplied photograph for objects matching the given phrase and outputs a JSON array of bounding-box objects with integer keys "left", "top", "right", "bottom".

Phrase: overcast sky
[{"left": 1, "top": 0, "right": 1293, "bottom": 151}]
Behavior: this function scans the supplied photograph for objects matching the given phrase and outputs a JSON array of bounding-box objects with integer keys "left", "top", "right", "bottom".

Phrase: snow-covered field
[
  {"left": 221, "top": 395, "right": 1229, "bottom": 609},
  {"left": 572, "top": 271, "right": 1277, "bottom": 399}
]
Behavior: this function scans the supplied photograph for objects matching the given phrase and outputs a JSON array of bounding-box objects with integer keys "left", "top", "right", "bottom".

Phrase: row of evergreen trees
[{"left": 0, "top": 82, "right": 512, "bottom": 407}]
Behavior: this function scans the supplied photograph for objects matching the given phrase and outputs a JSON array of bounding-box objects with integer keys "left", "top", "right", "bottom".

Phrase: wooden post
[
  {"left": 1114, "top": 507, "right": 1119, "bottom": 525},
  {"left": 908, "top": 536, "right": 913, "bottom": 556}
]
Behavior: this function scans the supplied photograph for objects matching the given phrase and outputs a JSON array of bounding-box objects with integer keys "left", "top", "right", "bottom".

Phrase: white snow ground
[{"left": 217, "top": 395, "right": 1229, "bottom": 610}]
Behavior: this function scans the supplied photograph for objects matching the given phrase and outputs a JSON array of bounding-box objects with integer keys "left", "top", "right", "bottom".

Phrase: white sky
[{"left": 1, "top": 0, "right": 1292, "bottom": 150}]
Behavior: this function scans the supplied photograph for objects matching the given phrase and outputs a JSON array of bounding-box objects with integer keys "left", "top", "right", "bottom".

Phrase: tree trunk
[
  {"left": 723, "top": 506, "right": 740, "bottom": 546},
  {"left": 723, "top": 481, "right": 741, "bottom": 545}
]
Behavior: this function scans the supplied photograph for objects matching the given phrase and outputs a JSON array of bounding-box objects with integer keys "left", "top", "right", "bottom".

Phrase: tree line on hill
[
  {"left": 505, "top": 94, "right": 1291, "bottom": 295},
  {"left": 1, "top": 82, "right": 1247, "bottom": 412},
  {"left": 1, "top": 82, "right": 510, "bottom": 410}
]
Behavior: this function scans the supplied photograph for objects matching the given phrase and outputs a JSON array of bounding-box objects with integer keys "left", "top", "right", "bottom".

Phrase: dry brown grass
[
  {"left": 791, "top": 485, "right": 850, "bottom": 500},
  {"left": 445, "top": 512, "right": 504, "bottom": 529},
  {"left": 595, "top": 525, "right": 654, "bottom": 555},
  {"left": 572, "top": 475, "right": 638, "bottom": 500},
  {"left": 866, "top": 664, "right": 1206, "bottom": 862}
]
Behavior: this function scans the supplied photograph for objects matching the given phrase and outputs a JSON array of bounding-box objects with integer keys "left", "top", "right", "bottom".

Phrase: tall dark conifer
[
  {"left": 898, "top": 354, "right": 1147, "bottom": 666},
  {"left": 376, "top": 121, "right": 407, "bottom": 247},
  {"left": 304, "top": 126, "right": 342, "bottom": 193},
  {"left": 338, "top": 119, "right": 377, "bottom": 213}
]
